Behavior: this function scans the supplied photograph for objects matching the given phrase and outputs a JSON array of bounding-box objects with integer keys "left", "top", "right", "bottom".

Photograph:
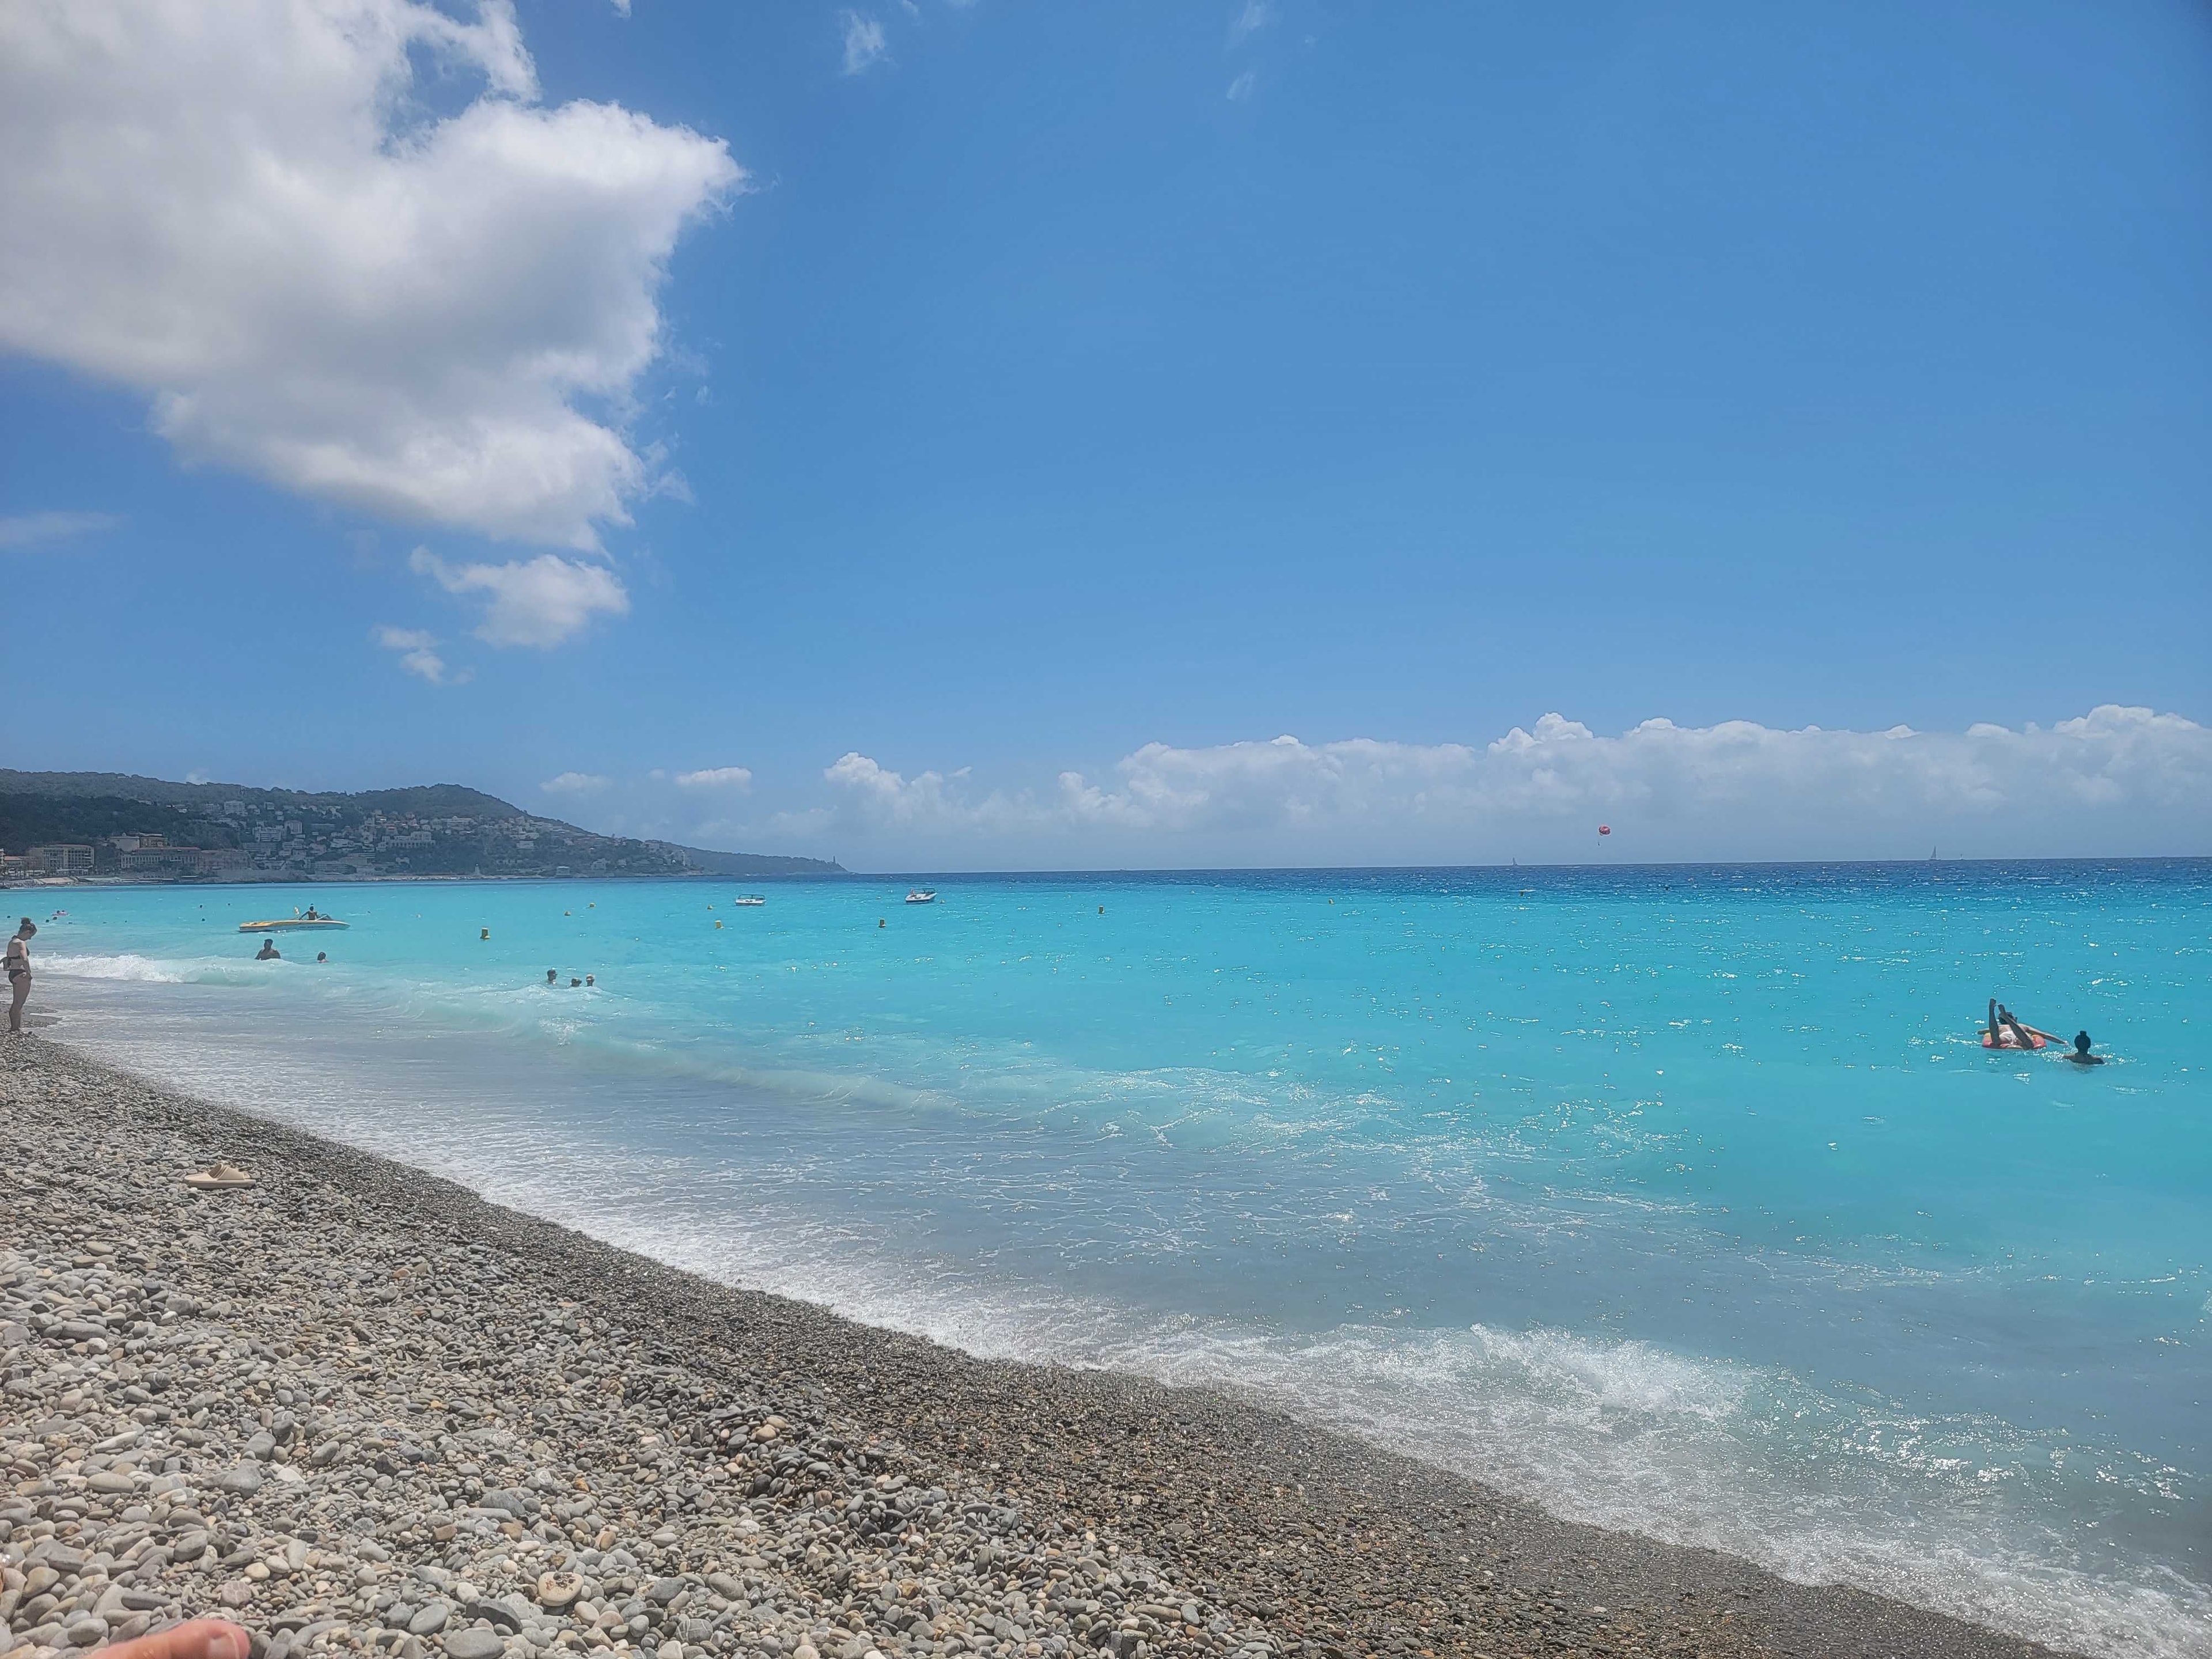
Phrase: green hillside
[{"left": 0, "top": 771, "right": 841, "bottom": 880}]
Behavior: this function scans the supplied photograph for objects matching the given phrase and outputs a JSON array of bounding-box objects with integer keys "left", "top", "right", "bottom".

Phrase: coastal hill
[{"left": 0, "top": 768, "right": 842, "bottom": 881}]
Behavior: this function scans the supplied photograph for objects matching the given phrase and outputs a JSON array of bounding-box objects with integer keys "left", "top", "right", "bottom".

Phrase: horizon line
[{"left": 694, "top": 853, "right": 2212, "bottom": 879}]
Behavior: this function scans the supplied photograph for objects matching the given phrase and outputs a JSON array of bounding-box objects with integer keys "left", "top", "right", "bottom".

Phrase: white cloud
[
  {"left": 410, "top": 547, "right": 629, "bottom": 647},
  {"left": 1226, "top": 70, "right": 1256, "bottom": 101},
  {"left": 817, "top": 752, "right": 1026, "bottom": 833},
  {"left": 0, "top": 1, "right": 741, "bottom": 550},
  {"left": 541, "top": 772, "right": 611, "bottom": 796},
  {"left": 841, "top": 11, "right": 889, "bottom": 74},
  {"left": 675, "top": 767, "right": 754, "bottom": 791},
  {"left": 802, "top": 707, "right": 2212, "bottom": 866},
  {"left": 0, "top": 511, "right": 121, "bottom": 550},
  {"left": 1229, "top": 0, "right": 1273, "bottom": 42},
  {"left": 369, "top": 623, "right": 467, "bottom": 684}
]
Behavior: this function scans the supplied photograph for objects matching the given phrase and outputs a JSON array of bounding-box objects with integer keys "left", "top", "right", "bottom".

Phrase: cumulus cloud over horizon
[
  {"left": 675, "top": 767, "right": 754, "bottom": 791},
  {"left": 541, "top": 771, "right": 612, "bottom": 796},
  {"left": 0, "top": 0, "right": 741, "bottom": 550},
  {"left": 772, "top": 706, "right": 2212, "bottom": 865},
  {"left": 410, "top": 548, "right": 630, "bottom": 648}
]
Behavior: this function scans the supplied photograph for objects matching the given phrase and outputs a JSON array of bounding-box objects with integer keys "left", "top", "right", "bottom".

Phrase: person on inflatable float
[{"left": 1986, "top": 999, "right": 2060, "bottom": 1050}]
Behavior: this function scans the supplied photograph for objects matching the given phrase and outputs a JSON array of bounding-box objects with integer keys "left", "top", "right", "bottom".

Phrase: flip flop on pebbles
[{"left": 184, "top": 1161, "right": 255, "bottom": 1190}]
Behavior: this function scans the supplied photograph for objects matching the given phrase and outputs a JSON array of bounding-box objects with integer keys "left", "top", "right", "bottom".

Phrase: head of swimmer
[{"left": 2074, "top": 1031, "right": 2093, "bottom": 1055}]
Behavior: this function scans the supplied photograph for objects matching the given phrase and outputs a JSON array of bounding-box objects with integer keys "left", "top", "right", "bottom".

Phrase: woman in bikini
[{"left": 6, "top": 918, "right": 35, "bottom": 1035}]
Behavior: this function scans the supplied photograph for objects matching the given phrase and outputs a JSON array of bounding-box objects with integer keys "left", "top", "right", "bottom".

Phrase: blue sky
[{"left": 2, "top": 1, "right": 2207, "bottom": 867}]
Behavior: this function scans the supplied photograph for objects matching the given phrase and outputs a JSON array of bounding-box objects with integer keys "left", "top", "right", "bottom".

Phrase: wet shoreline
[{"left": 3, "top": 1036, "right": 2067, "bottom": 1659}]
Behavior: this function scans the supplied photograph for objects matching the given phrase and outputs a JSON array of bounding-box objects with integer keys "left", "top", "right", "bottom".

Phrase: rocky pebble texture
[{"left": 2, "top": 1037, "right": 2071, "bottom": 1659}]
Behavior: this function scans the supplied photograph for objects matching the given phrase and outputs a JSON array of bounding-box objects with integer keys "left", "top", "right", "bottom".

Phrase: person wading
[{"left": 5, "top": 918, "right": 32, "bottom": 1034}]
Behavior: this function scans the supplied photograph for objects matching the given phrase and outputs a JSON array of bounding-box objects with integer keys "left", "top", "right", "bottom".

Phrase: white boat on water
[
  {"left": 238, "top": 910, "right": 349, "bottom": 933},
  {"left": 904, "top": 889, "right": 937, "bottom": 904},
  {"left": 731, "top": 895, "right": 767, "bottom": 906}
]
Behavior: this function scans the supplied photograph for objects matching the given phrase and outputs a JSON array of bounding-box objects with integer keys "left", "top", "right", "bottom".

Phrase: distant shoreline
[{"left": 0, "top": 869, "right": 826, "bottom": 889}]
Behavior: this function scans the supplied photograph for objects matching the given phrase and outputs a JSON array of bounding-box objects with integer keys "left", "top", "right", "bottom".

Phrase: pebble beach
[{"left": 3, "top": 1036, "right": 2073, "bottom": 1659}]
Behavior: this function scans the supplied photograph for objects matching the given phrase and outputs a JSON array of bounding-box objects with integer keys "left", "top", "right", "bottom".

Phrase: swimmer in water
[
  {"left": 546, "top": 968, "right": 559, "bottom": 986},
  {"left": 256, "top": 940, "right": 281, "bottom": 961},
  {"left": 2066, "top": 1031, "right": 2105, "bottom": 1066}
]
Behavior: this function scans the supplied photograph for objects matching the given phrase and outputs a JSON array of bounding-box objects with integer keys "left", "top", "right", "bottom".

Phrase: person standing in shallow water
[{"left": 5, "top": 918, "right": 33, "bottom": 1033}]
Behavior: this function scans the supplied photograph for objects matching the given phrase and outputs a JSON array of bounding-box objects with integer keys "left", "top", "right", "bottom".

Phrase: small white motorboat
[
  {"left": 904, "top": 890, "right": 937, "bottom": 904},
  {"left": 731, "top": 895, "right": 767, "bottom": 906}
]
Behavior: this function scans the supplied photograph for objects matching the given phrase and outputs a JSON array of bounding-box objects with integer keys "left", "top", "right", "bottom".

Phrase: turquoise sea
[{"left": 29, "top": 862, "right": 2211, "bottom": 1657}]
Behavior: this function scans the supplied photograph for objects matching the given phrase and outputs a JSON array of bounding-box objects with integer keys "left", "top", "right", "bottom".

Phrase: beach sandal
[{"left": 184, "top": 1162, "right": 255, "bottom": 1191}]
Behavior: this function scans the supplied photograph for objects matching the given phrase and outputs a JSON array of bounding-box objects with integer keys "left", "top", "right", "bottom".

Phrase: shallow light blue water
[{"left": 29, "top": 862, "right": 2212, "bottom": 1657}]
